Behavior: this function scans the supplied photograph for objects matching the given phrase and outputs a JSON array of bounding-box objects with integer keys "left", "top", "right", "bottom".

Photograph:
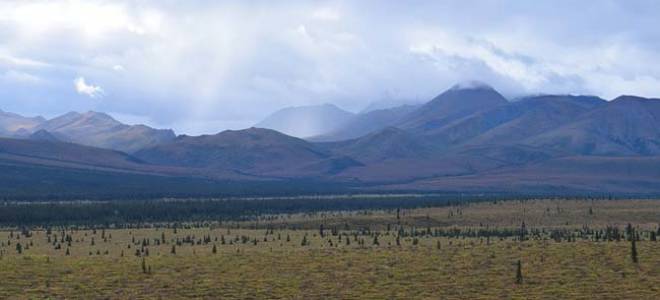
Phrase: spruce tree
[{"left": 631, "top": 238, "right": 638, "bottom": 263}]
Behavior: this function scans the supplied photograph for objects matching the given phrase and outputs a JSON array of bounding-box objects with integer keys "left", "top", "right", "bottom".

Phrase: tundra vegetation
[{"left": 0, "top": 198, "right": 658, "bottom": 299}]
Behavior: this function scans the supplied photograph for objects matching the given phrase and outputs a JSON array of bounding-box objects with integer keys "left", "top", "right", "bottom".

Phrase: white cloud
[
  {"left": 0, "top": 1, "right": 161, "bottom": 37},
  {"left": 312, "top": 7, "right": 341, "bottom": 21},
  {"left": 2, "top": 1, "right": 660, "bottom": 134},
  {"left": 1, "top": 70, "right": 41, "bottom": 84},
  {"left": 0, "top": 53, "right": 51, "bottom": 68},
  {"left": 408, "top": 32, "right": 550, "bottom": 91},
  {"left": 74, "top": 77, "right": 103, "bottom": 98}
]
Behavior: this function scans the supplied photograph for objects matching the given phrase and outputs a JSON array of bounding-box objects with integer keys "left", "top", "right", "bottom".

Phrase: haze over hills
[
  {"left": 255, "top": 103, "right": 354, "bottom": 138},
  {"left": 4, "top": 82, "right": 660, "bottom": 196},
  {"left": 310, "top": 104, "right": 420, "bottom": 142},
  {"left": 360, "top": 99, "right": 421, "bottom": 113}
]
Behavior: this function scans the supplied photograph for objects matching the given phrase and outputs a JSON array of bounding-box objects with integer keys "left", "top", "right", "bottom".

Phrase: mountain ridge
[{"left": 3, "top": 83, "right": 660, "bottom": 195}]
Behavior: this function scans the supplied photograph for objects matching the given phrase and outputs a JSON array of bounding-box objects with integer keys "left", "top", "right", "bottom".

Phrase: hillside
[
  {"left": 36, "top": 111, "right": 176, "bottom": 153},
  {"left": 397, "top": 82, "right": 508, "bottom": 132},
  {"left": 526, "top": 96, "right": 660, "bottom": 155},
  {"left": 0, "top": 109, "right": 45, "bottom": 136},
  {"left": 135, "top": 127, "right": 349, "bottom": 177}
]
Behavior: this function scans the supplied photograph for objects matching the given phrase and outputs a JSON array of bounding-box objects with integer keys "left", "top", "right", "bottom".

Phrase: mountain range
[
  {"left": 0, "top": 111, "right": 175, "bottom": 153},
  {"left": 3, "top": 82, "right": 660, "bottom": 197}
]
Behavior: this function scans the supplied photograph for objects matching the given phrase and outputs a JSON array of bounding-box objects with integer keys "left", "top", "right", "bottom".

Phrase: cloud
[
  {"left": 311, "top": 7, "right": 341, "bottom": 21},
  {"left": 0, "top": 53, "right": 51, "bottom": 68},
  {"left": 0, "top": 1, "right": 161, "bottom": 36},
  {"left": 74, "top": 77, "right": 103, "bottom": 98},
  {"left": 1, "top": 1, "right": 660, "bottom": 134},
  {"left": 1, "top": 70, "right": 41, "bottom": 84}
]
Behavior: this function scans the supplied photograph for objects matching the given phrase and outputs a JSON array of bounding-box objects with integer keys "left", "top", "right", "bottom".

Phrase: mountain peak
[
  {"left": 81, "top": 111, "right": 119, "bottom": 123},
  {"left": 449, "top": 80, "right": 494, "bottom": 91},
  {"left": 28, "top": 129, "right": 60, "bottom": 142},
  {"left": 611, "top": 95, "right": 660, "bottom": 103},
  {"left": 396, "top": 81, "right": 507, "bottom": 131}
]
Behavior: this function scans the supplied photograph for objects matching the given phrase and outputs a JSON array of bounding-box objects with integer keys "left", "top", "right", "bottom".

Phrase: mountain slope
[
  {"left": 397, "top": 82, "right": 508, "bottom": 132},
  {"left": 0, "top": 137, "right": 147, "bottom": 171},
  {"left": 135, "top": 127, "right": 348, "bottom": 176},
  {"left": 5, "top": 83, "right": 660, "bottom": 195},
  {"left": 422, "top": 95, "right": 606, "bottom": 148},
  {"left": 255, "top": 104, "right": 354, "bottom": 138},
  {"left": 28, "top": 129, "right": 61, "bottom": 142},
  {"left": 0, "top": 109, "right": 45, "bottom": 136},
  {"left": 327, "top": 127, "right": 430, "bottom": 163},
  {"left": 526, "top": 96, "right": 660, "bottom": 155},
  {"left": 382, "top": 156, "right": 660, "bottom": 194},
  {"left": 36, "top": 111, "right": 176, "bottom": 153}
]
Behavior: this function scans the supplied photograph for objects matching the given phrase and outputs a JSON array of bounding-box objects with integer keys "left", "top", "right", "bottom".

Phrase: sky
[{"left": 1, "top": 0, "right": 660, "bottom": 135}]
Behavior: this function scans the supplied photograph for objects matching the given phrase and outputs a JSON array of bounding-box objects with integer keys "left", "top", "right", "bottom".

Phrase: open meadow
[{"left": 0, "top": 198, "right": 658, "bottom": 299}]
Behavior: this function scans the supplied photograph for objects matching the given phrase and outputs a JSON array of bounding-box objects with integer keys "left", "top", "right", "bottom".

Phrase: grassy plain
[{"left": 0, "top": 199, "right": 658, "bottom": 299}]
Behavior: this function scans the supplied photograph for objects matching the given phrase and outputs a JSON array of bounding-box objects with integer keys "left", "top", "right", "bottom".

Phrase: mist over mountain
[
  {"left": 310, "top": 104, "right": 419, "bottom": 142},
  {"left": 255, "top": 104, "right": 354, "bottom": 138},
  {"left": 360, "top": 99, "right": 421, "bottom": 113}
]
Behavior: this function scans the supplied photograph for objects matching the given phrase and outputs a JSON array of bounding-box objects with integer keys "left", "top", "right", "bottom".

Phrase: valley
[{"left": 1, "top": 198, "right": 658, "bottom": 299}]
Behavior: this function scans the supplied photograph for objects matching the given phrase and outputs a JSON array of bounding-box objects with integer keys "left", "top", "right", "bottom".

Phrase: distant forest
[
  {"left": 0, "top": 195, "right": 650, "bottom": 226},
  {"left": 0, "top": 196, "right": 477, "bottom": 226}
]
